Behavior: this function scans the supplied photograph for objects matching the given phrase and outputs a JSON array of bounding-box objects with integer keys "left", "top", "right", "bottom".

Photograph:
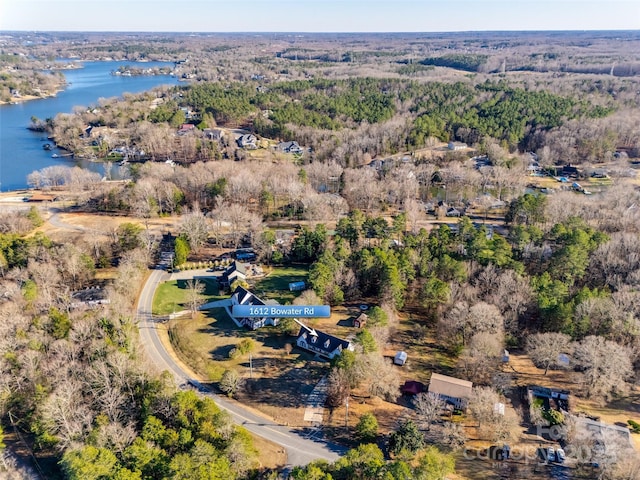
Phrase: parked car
[{"left": 556, "top": 447, "right": 565, "bottom": 463}]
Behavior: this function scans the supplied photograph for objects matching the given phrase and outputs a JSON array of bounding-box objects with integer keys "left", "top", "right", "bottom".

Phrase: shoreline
[{"left": 0, "top": 86, "right": 66, "bottom": 106}]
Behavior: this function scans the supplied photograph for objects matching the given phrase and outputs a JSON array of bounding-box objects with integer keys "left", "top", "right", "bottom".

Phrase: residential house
[
  {"left": 276, "top": 141, "right": 304, "bottom": 154},
  {"left": 525, "top": 385, "right": 570, "bottom": 412},
  {"left": 428, "top": 373, "right": 473, "bottom": 409},
  {"left": 446, "top": 207, "right": 462, "bottom": 217},
  {"left": 237, "top": 134, "right": 257, "bottom": 149},
  {"left": 296, "top": 328, "right": 354, "bottom": 360},
  {"left": 570, "top": 415, "right": 632, "bottom": 447},
  {"left": 178, "top": 124, "right": 196, "bottom": 135},
  {"left": 71, "top": 287, "right": 110, "bottom": 310},
  {"left": 448, "top": 141, "right": 468, "bottom": 151},
  {"left": 591, "top": 169, "right": 609, "bottom": 179},
  {"left": 527, "top": 162, "right": 542, "bottom": 175},
  {"left": 560, "top": 165, "right": 579, "bottom": 178},
  {"left": 219, "top": 261, "right": 247, "bottom": 290},
  {"left": 352, "top": 313, "right": 368, "bottom": 328},
  {"left": 203, "top": 128, "right": 223, "bottom": 141},
  {"left": 230, "top": 286, "right": 279, "bottom": 330}
]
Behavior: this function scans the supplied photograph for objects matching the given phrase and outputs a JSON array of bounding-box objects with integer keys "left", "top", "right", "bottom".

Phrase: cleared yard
[
  {"left": 152, "top": 277, "right": 220, "bottom": 315},
  {"left": 252, "top": 265, "right": 310, "bottom": 304},
  {"left": 167, "top": 305, "right": 328, "bottom": 426}
]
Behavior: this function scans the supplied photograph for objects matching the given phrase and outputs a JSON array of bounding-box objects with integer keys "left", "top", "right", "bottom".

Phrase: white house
[{"left": 296, "top": 328, "right": 354, "bottom": 360}]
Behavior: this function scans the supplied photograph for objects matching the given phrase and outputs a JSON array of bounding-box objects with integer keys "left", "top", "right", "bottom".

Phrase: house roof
[
  {"left": 71, "top": 286, "right": 108, "bottom": 303},
  {"left": 27, "top": 192, "right": 58, "bottom": 202},
  {"left": 238, "top": 134, "right": 257, "bottom": 145},
  {"left": 232, "top": 286, "right": 265, "bottom": 307},
  {"left": 277, "top": 141, "right": 301, "bottom": 151},
  {"left": 428, "top": 373, "right": 472, "bottom": 400},
  {"left": 225, "top": 261, "right": 247, "bottom": 276},
  {"left": 297, "top": 327, "right": 351, "bottom": 356}
]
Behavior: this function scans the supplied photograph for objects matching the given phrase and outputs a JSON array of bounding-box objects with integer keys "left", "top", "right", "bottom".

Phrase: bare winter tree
[
  {"left": 413, "top": 392, "right": 444, "bottom": 431},
  {"left": 573, "top": 336, "right": 633, "bottom": 400},
  {"left": 179, "top": 205, "right": 209, "bottom": 253},
  {"left": 467, "top": 386, "right": 516, "bottom": 442},
  {"left": 436, "top": 421, "right": 467, "bottom": 450},
  {"left": 185, "top": 279, "right": 205, "bottom": 317},
  {"left": 403, "top": 197, "right": 425, "bottom": 234},
  {"left": 40, "top": 381, "right": 94, "bottom": 450},
  {"left": 326, "top": 367, "right": 350, "bottom": 408},
  {"left": 526, "top": 332, "right": 572, "bottom": 375},
  {"left": 458, "top": 331, "right": 504, "bottom": 384},
  {"left": 355, "top": 353, "right": 399, "bottom": 401},
  {"left": 444, "top": 301, "right": 504, "bottom": 348}
]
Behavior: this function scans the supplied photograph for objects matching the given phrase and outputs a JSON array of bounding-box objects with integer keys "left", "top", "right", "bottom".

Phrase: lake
[{"left": 0, "top": 61, "right": 180, "bottom": 191}]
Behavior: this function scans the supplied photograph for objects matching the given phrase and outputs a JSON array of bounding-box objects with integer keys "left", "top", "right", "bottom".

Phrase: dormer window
[
  {"left": 311, "top": 336, "right": 317, "bottom": 343},
  {"left": 301, "top": 333, "right": 307, "bottom": 340},
  {"left": 324, "top": 339, "right": 330, "bottom": 348}
]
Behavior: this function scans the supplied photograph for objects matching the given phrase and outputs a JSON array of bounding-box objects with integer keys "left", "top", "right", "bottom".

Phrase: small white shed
[{"left": 394, "top": 351, "right": 408, "bottom": 366}]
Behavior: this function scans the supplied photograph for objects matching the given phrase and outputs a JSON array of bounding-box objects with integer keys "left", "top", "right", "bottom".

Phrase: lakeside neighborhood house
[
  {"left": 296, "top": 328, "right": 354, "bottom": 360},
  {"left": 428, "top": 373, "right": 473, "bottom": 409},
  {"left": 237, "top": 134, "right": 257, "bottom": 149},
  {"left": 230, "top": 286, "right": 279, "bottom": 330},
  {"left": 203, "top": 128, "right": 223, "bottom": 141},
  {"left": 276, "top": 141, "right": 303, "bottom": 154}
]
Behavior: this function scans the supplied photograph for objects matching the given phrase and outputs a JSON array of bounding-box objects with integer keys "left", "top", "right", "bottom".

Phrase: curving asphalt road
[{"left": 136, "top": 266, "right": 346, "bottom": 468}]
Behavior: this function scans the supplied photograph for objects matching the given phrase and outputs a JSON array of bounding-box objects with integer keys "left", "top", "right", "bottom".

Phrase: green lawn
[
  {"left": 252, "top": 265, "right": 310, "bottom": 304},
  {"left": 153, "top": 278, "right": 221, "bottom": 315}
]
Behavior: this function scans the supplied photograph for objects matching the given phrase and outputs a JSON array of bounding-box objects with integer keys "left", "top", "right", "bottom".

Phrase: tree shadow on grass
[
  {"left": 209, "top": 343, "right": 237, "bottom": 360},
  {"left": 198, "top": 307, "right": 248, "bottom": 338},
  {"left": 176, "top": 278, "right": 219, "bottom": 295}
]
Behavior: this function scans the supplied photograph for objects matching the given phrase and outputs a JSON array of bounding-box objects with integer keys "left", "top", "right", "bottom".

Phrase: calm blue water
[{"left": 0, "top": 61, "right": 180, "bottom": 191}]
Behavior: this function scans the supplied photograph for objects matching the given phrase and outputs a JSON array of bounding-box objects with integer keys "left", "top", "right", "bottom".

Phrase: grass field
[
  {"left": 167, "top": 305, "right": 328, "bottom": 426},
  {"left": 252, "top": 265, "right": 310, "bottom": 304},
  {"left": 153, "top": 278, "right": 221, "bottom": 315}
]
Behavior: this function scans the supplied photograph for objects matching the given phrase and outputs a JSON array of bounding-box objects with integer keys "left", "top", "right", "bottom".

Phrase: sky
[{"left": 0, "top": 0, "right": 639, "bottom": 33}]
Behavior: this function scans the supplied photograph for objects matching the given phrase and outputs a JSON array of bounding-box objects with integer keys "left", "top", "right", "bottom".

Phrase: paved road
[
  {"left": 136, "top": 265, "right": 345, "bottom": 467},
  {"left": 48, "top": 208, "right": 88, "bottom": 232}
]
